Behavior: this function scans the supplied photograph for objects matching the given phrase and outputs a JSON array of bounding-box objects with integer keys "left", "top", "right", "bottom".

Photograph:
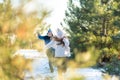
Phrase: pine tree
[
  {"left": 64, "top": 0, "right": 120, "bottom": 67},
  {"left": 65, "top": 0, "right": 120, "bottom": 53}
]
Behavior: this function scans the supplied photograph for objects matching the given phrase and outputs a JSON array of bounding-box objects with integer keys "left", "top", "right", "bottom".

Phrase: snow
[
  {"left": 69, "top": 68, "right": 103, "bottom": 80},
  {"left": 13, "top": 49, "right": 47, "bottom": 58},
  {"left": 24, "top": 58, "right": 58, "bottom": 80},
  {"left": 14, "top": 49, "right": 103, "bottom": 80}
]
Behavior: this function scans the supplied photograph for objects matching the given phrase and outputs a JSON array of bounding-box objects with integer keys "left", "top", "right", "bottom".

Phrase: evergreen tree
[{"left": 64, "top": 0, "right": 120, "bottom": 68}]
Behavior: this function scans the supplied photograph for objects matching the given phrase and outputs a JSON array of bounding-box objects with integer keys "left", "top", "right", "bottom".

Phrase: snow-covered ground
[{"left": 14, "top": 49, "right": 103, "bottom": 80}]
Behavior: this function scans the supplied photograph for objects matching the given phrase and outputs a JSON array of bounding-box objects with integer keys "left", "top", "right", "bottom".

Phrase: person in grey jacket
[
  {"left": 45, "top": 28, "right": 71, "bottom": 79},
  {"left": 45, "top": 29, "right": 70, "bottom": 57}
]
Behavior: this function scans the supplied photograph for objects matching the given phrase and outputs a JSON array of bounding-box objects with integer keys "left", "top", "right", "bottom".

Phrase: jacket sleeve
[
  {"left": 63, "top": 38, "right": 70, "bottom": 51},
  {"left": 63, "top": 38, "right": 70, "bottom": 47},
  {"left": 63, "top": 38, "right": 71, "bottom": 57},
  {"left": 38, "top": 33, "right": 45, "bottom": 40}
]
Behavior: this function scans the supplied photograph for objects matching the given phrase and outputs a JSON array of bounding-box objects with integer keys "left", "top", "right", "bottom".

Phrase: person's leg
[
  {"left": 46, "top": 48, "right": 54, "bottom": 72},
  {"left": 55, "top": 58, "right": 67, "bottom": 80}
]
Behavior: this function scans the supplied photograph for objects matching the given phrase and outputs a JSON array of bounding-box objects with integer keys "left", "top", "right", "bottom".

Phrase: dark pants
[{"left": 46, "top": 48, "right": 55, "bottom": 72}]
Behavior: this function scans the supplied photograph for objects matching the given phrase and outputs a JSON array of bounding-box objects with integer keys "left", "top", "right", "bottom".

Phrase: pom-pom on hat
[
  {"left": 48, "top": 29, "right": 52, "bottom": 33},
  {"left": 47, "top": 29, "right": 53, "bottom": 35}
]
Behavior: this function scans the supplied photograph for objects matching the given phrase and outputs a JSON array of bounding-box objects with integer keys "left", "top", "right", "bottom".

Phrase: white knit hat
[{"left": 56, "top": 28, "right": 64, "bottom": 39}]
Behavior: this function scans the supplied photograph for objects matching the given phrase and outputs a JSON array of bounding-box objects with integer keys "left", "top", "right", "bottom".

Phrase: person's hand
[
  {"left": 33, "top": 29, "right": 40, "bottom": 37},
  {"left": 36, "top": 31, "right": 40, "bottom": 34},
  {"left": 34, "top": 27, "right": 41, "bottom": 34}
]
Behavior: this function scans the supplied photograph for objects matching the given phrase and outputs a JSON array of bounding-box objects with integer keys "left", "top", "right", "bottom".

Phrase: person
[
  {"left": 37, "top": 29, "right": 55, "bottom": 73},
  {"left": 45, "top": 28, "right": 71, "bottom": 80}
]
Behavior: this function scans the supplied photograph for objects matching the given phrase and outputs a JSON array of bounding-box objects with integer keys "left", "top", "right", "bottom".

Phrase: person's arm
[
  {"left": 63, "top": 38, "right": 70, "bottom": 51},
  {"left": 63, "top": 38, "right": 71, "bottom": 57},
  {"left": 63, "top": 38, "right": 70, "bottom": 47},
  {"left": 37, "top": 33, "right": 45, "bottom": 40}
]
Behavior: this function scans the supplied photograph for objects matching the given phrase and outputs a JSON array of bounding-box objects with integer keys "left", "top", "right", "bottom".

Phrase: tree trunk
[{"left": 102, "top": 17, "right": 107, "bottom": 36}]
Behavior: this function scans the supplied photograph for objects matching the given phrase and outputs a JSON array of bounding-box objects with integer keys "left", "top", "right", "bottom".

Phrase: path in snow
[{"left": 14, "top": 49, "right": 103, "bottom": 80}]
